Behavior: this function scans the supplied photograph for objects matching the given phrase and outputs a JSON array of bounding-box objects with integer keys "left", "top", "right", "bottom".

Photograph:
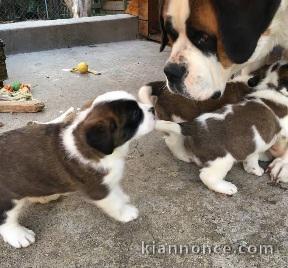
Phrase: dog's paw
[
  {"left": 212, "top": 181, "right": 238, "bottom": 195},
  {"left": 119, "top": 205, "right": 139, "bottom": 223},
  {"left": 268, "top": 158, "right": 288, "bottom": 183},
  {"left": 243, "top": 162, "right": 264, "bottom": 177},
  {"left": 0, "top": 224, "right": 35, "bottom": 248}
]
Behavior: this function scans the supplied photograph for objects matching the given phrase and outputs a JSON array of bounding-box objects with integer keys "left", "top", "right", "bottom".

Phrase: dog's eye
[
  {"left": 186, "top": 25, "right": 217, "bottom": 54},
  {"left": 197, "top": 33, "right": 209, "bottom": 45}
]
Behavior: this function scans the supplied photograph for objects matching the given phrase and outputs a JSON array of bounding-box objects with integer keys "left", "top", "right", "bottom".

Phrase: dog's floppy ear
[
  {"left": 85, "top": 119, "right": 117, "bottom": 155},
  {"left": 159, "top": 0, "right": 169, "bottom": 52},
  {"left": 212, "top": 0, "right": 280, "bottom": 64}
]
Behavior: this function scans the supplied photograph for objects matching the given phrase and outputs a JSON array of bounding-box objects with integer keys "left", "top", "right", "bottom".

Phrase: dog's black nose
[
  {"left": 164, "top": 63, "right": 187, "bottom": 83},
  {"left": 211, "top": 91, "right": 222, "bottom": 100},
  {"left": 149, "top": 107, "right": 155, "bottom": 115}
]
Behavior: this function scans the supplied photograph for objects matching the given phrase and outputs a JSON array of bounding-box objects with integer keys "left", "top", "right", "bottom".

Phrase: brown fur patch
[
  {"left": 262, "top": 99, "right": 288, "bottom": 118},
  {"left": 0, "top": 123, "right": 108, "bottom": 204},
  {"left": 189, "top": 0, "right": 232, "bottom": 67},
  {"left": 151, "top": 81, "right": 252, "bottom": 122},
  {"left": 162, "top": 0, "right": 232, "bottom": 67},
  {"left": 74, "top": 104, "right": 116, "bottom": 160},
  {"left": 279, "top": 65, "right": 288, "bottom": 81},
  {"left": 181, "top": 100, "right": 281, "bottom": 162}
]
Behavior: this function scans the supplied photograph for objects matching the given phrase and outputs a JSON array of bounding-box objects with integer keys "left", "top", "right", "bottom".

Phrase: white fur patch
[
  {"left": 167, "top": 0, "right": 190, "bottom": 32},
  {"left": 252, "top": 125, "right": 271, "bottom": 152},
  {"left": 249, "top": 90, "right": 288, "bottom": 108},
  {"left": 94, "top": 91, "right": 135, "bottom": 104},
  {"left": 197, "top": 105, "right": 233, "bottom": 125},
  {"left": 32, "top": 107, "right": 76, "bottom": 125},
  {"left": 155, "top": 120, "right": 182, "bottom": 135},
  {"left": 242, "top": 126, "right": 277, "bottom": 177},
  {"left": 0, "top": 199, "right": 36, "bottom": 248},
  {"left": 269, "top": 157, "right": 288, "bottom": 182},
  {"left": 171, "top": 114, "right": 186, "bottom": 123},
  {"left": 164, "top": 133, "right": 191, "bottom": 163},
  {"left": 256, "top": 65, "right": 280, "bottom": 90},
  {"left": 138, "top": 85, "right": 153, "bottom": 105},
  {"left": 280, "top": 87, "right": 288, "bottom": 97},
  {"left": 95, "top": 185, "right": 138, "bottom": 222},
  {"left": 243, "top": 153, "right": 264, "bottom": 176},
  {"left": 230, "top": 74, "right": 252, "bottom": 83},
  {"left": 199, "top": 154, "right": 237, "bottom": 195}
]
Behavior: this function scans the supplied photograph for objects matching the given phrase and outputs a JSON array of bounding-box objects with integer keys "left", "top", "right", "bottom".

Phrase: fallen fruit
[
  {"left": 69, "top": 62, "right": 101, "bottom": 75},
  {"left": 12, "top": 81, "right": 21, "bottom": 91},
  {"left": 73, "top": 62, "right": 89, "bottom": 74}
]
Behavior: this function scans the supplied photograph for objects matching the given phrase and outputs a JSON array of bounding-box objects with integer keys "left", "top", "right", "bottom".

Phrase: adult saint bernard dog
[{"left": 159, "top": 0, "right": 288, "bottom": 182}]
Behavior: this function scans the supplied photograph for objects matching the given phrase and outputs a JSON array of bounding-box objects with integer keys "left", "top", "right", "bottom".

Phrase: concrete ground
[{"left": 0, "top": 40, "right": 288, "bottom": 267}]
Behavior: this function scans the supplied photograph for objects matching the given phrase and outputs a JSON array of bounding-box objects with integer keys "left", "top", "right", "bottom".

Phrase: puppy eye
[{"left": 248, "top": 75, "right": 261, "bottom": 87}]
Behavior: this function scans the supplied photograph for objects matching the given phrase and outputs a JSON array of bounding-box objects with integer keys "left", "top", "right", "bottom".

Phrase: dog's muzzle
[{"left": 164, "top": 63, "right": 188, "bottom": 94}]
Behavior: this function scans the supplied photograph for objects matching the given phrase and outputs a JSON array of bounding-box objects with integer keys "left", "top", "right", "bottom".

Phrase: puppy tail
[
  {"left": 155, "top": 120, "right": 182, "bottom": 135},
  {"left": 138, "top": 81, "right": 166, "bottom": 105}
]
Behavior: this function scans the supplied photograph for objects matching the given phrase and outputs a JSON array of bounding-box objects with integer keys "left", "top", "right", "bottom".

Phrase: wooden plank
[
  {"left": 148, "top": 0, "right": 160, "bottom": 34},
  {"left": 139, "top": 19, "right": 149, "bottom": 37},
  {"left": 126, "top": 0, "right": 139, "bottom": 16},
  {"left": 0, "top": 100, "right": 45, "bottom": 113},
  {"left": 126, "top": 0, "right": 161, "bottom": 39},
  {"left": 139, "top": 0, "right": 148, "bottom": 20}
]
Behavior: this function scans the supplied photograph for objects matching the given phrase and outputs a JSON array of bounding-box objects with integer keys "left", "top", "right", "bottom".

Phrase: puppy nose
[
  {"left": 164, "top": 63, "right": 187, "bottom": 83},
  {"left": 149, "top": 107, "right": 155, "bottom": 115},
  {"left": 211, "top": 91, "right": 222, "bottom": 100}
]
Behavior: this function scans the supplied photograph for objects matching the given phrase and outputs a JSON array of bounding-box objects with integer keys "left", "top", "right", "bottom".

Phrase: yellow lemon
[{"left": 76, "top": 62, "right": 89, "bottom": 74}]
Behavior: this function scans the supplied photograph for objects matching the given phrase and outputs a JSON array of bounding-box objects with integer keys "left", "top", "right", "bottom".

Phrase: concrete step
[{"left": 0, "top": 14, "right": 138, "bottom": 54}]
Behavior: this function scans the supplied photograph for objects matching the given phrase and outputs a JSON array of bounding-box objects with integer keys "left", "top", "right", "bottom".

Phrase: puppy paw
[
  {"left": 0, "top": 224, "right": 35, "bottom": 248},
  {"left": 243, "top": 162, "right": 264, "bottom": 177},
  {"left": 268, "top": 158, "right": 288, "bottom": 183},
  {"left": 119, "top": 205, "right": 139, "bottom": 223},
  {"left": 211, "top": 181, "right": 238, "bottom": 195}
]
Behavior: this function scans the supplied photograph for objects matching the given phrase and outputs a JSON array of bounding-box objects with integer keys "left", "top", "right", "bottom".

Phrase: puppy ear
[
  {"left": 159, "top": 0, "right": 168, "bottom": 52},
  {"left": 248, "top": 75, "right": 261, "bottom": 87},
  {"left": 212, "top": 0, "right": 280, "bottom": 64},
  {"left": 85, "top": 119, "right": 117, "bottom": 155}
]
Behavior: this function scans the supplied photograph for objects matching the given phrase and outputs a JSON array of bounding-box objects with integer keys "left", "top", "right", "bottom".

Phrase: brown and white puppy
[
  {"left": 0, "top": 91, "right": 155, "bottom": 248},
  {"left": 245, "top": 61, "right": 288, "bottom": 181},
  {"left": 155, "top": 94, "right": 288, "bottom": 195},
  {"left": 155, "top": 63, "right": 288, "bottom": 195},
  {"left": 159, "top": 0, "right": 288, "bottom": 100},
  {"left": 139, "top": 61, "right": 288, "bottom": 161},
  {"left": 138, "top": 80, "right": 252, "bottom": 123}
]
